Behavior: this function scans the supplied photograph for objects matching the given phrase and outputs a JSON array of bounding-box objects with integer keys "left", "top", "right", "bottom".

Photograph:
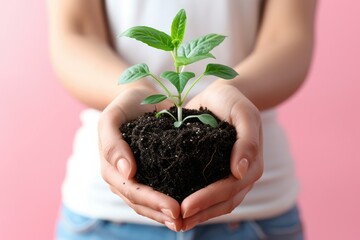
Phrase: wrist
[
  {"left": 206, "top": 80, "right": 241, "bottom": 96},
  {"left": 209, "top": 77, "right": 238, "bottom": 91},
  {"left": 118, "top": 79, "right": 156, "bottom": 94}
]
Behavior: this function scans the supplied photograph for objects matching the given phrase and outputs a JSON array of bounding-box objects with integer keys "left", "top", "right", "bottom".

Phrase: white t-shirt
[{"left": 62, "top": 0, "right": 299, "bottom": 224}]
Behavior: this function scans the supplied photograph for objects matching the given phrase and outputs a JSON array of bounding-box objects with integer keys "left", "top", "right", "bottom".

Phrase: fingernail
[
  {"left": 237, "top": 158, "right": 249, "bottom": 180},
  {"left": 183, "top": 208, "right": 200, "bottom": 219},
  {"left": 165, "top": 221, "right": 177, "bottom": 231},
  {"left": 183, "top": 220, "right": 199, "bottom": 231},
  {"left": 117, "top": 158, "right": 130, "bottom": 179},
  {"left": 161, "top": 208, "right": 175, "bottom": 219}
]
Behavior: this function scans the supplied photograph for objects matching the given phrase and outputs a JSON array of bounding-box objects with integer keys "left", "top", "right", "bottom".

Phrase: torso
[{"left": 61, "top": 0, "right": 299, "bottom": 224}]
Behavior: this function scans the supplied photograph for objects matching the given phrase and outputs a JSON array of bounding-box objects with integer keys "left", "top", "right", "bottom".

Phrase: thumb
[
  {"left": 102, "top": 139, "right": 137, "bottom": 180},
  {"left": 98, "top": 109, "right": 137, "bottom": 179},
  {"left": 230, "top": 134, "right": 263, "bottom": 184},
  {"left": 228, "top": 101, "right": 263, "bottom": 181},
  {"left": 230, "top": 140, "right": 253, "bottom": 180}
]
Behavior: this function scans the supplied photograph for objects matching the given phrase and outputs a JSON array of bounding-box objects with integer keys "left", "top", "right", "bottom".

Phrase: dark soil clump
[{"left": 120, "top": 107, "right": 236, "bottom": 203}]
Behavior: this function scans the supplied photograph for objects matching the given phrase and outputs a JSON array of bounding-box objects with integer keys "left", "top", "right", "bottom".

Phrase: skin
[{"left": 48, "top": 0, "right": 316, "bottom": 232}]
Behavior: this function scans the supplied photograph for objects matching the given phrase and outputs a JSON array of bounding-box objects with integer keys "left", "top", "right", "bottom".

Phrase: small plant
[{"left": 118, "top": 9, "right": 238, "bottom": 128}]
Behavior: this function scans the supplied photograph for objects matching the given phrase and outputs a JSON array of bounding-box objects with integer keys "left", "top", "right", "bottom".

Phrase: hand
[
  {"left": 98, "top": 86, "right": 183, "bottom": 231},
  {"left": 181, "top": 83, "right": 264, "bottom": 231}
]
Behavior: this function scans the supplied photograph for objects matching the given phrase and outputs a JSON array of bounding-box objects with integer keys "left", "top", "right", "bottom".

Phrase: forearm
[
  {"left": 48, "top": 0, "right": 152, "bottom": 110},
  {"left": 215, "top": 0, "right": 316, "bottom": 111},
  {"left": 50, "top": 34, "right": 125, "bottom": 110},
  {"left": 228, "top": 35, "right": 313, "bottom": 110}
]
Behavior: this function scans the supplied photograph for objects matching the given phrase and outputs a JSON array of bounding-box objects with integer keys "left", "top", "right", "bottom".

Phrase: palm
[{"left": 181, "top": 83, "right": 264, "bottom": 231}]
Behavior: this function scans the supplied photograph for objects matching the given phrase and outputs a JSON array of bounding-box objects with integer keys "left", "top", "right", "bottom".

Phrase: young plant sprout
[{"left": 118, "top": 9, "right": 238, "bottom": 128}]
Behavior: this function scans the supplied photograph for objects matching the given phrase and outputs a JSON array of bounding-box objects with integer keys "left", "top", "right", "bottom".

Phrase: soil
[{"left": 120, "top": 107, "right": 236, "bottom": 203}]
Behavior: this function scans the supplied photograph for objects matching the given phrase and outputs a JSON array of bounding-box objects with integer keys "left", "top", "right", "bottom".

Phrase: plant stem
[
  {"left": 173, "top": 47, "right": 182, "bottom": 122},
  {"left": 177, "top": 106, "right": 183, "bottom": 122},
  {"left": 181, "top": 73, "right": 205, "bottom": 105},
  {"left": 174, "top": 47, "right": 180, "bottom": 73},
  {"left": 149, "top": 74, "right": 177, "bottom": 103}
]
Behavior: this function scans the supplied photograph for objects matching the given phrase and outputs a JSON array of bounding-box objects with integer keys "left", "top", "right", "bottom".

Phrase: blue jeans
[{"left": 56, "top": 205, "right": 304, "bottom": 240}]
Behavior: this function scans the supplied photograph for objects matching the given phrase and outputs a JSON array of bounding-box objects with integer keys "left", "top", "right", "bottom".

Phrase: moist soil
[{"left": 120, "top": 107, "right": 236, "bottom": 203}]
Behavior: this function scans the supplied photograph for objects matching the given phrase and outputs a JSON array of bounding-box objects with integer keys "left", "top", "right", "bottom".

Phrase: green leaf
[
  {"left": 175, "top": 53, "right": 215, "bottom": 67},
  {"left": 141, "top": 94, "right": 168, "bottom": 105},
  {"left": 177, "top": 34, "right": 226, "bottom": 58},
  {"left": 160, "top": 71, "right": 195, "bottom": 93},
  {"left": 183, "top": 114, "right": 218, "bottom": 128},
  {"left": 204, "top": 63, "right": 239, "bottom": 79},
  {"left": 171, "top": 9, "right": 187, "bottom": 47},
  {"left": 197, "top": 114, "right": 218, "bottom": 128},
  {"left": 118, "top": 64, "right": 151, "bottom": 84},
  {"left": 155, "top": 109, "right": 177, "bottom": 121},
  {"left": 120, "top": 26, "right": 174, "bottom": 51}
]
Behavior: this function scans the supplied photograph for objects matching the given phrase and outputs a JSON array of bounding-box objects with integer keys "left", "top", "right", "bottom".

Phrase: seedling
[{"left": 118, "top": 9, "right": 238, "bottom": 128}]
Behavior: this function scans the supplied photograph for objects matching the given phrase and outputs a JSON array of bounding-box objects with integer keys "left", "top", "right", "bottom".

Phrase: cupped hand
[
  {"left": 181, "top": 83, "right": 264, "bottom": 231},
  {"left": 98, "top": 86, "right": 183, "bottom": 231}
]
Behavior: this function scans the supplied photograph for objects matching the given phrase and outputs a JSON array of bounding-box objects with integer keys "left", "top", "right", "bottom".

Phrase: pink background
[{"left": 0, "top": 1, "right": 359, "bottom": 239}]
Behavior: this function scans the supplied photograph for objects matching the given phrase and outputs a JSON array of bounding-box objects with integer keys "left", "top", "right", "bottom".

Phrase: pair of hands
[{"left": 98, "top": 83, "right": 263, "bottom": 232}]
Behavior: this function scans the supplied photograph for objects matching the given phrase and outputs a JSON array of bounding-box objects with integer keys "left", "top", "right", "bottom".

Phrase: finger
[
  {"left": 127, "top": 203, "right": 182, "bottom": 232},
  {"left": 182, "top": 185, "right": 252, "bottom": 231},
  {"left": 128, "top": 204, "right": 182, "bottom": 232},
  {"left": 229, "top": 100, "right": 263, "bottom": 180},
  {"left": 181, "top": 176, "right": 241, "bottom": 218},
  {"left": 109, "top": 186, "right": 183, "bottom": 232},
  {"left": 119, "top": 181, "right": 181, "bottom": 220},
  {"left": 98, "top": 107, "right": 137, "bottom": 179},
  {"left": 102, "top": 160, "right": 181, "bottom": 219},
  {"left": 181, "top": 166, "right": 260, "bottom": 220},
  {"left": 98, "top": 88, "right": 155, "bottom": 179}
]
